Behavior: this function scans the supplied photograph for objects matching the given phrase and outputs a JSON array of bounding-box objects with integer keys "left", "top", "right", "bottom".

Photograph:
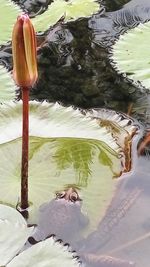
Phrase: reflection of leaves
[
  {"left": 98, "top": 149, "right": 113, "bottom": 167},
  {"left": 54, "top": 139, "right": 94, "bottom": 187},
  {"left": 54, "top": 138, "right": 120, "bottom": 186},
  {"left": 98, "top": 148, "right": 121, "bottom": 178},
  {"left": 82, "top": 253, "right": 134, "bottom": 266}
]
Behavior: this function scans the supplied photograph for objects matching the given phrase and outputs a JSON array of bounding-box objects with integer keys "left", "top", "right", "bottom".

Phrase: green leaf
[
  {"left": 0, "top": 205, "right": 79, "bottom": 267},
  {"left": 0, "top": 204, "right": 33, "bottom": 266},
  {"left": 0, "top": 102, "right": 137, "bottom": 234},
  {"left": 98, "top": 149, "right": 113, "bottom": 168},
  {"left": 111, "top": 21, "right": 150, "bottom": 90},
  {"left": 7, "top": 237, "right": 80, "bottom": 267},
  {"left": 0, "top": 0, "right": 22, "bottom": 45},
  {"left": 0, "top": 65, "right": 17, "bottom": 102},
  {"left": 0, "top": 101, "right": 120, "bottom": 153},
  {"left": 32, "top": 0, "right": 100, "bottom": 32},
  {"left": 65, "top": 0, "right": 100, "bottom": 21},
  {"left": 0, "top": 136, "right": 121, "bottom": 235}
]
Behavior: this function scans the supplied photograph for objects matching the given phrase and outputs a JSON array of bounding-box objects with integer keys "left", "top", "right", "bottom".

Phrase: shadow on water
[{"left": 2, "top": 0, "right": 150, "bottom": 266}]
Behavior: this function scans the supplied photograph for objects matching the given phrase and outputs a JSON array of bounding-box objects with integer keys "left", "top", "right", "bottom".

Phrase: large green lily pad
[
  {"left": 0, "top": 101, "right": 137, "bottom": 234},
  {"left": 0, "top": 0, "right": 22, "bottom": 45},
  {"left": 0, "top": 136, "right": 121, "bottom": 235},
  {"left": 0, "top": 204, "right": 79, "bottom": 267},
  {"left": 32, "top": 0, "right": 100, "bottom": 32},
  {"left": 112, "top": 21, "right": 150, "bottom": 90},
  {"left": 0, "top": 204, "right": 33, "bottom": 266},
  {"left": 0, "top": 65, "right": 17, "bottom": 102}
]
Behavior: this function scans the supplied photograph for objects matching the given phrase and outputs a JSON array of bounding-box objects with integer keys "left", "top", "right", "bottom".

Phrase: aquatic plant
[
  {"left": 0, "top": 204, "right": 80, "bottom": 267},
  {"left": 111, "top": 20, "right": 150, "bottom": 90},
  {"left": 0, "top": 3, "right": 139, "bottom": 228},
  {"left": 0, "top": 203, "right": 135, "bottom": 267},
  {"left": 0, "top": 0, "right": 22, "bottom": 44},
  {"left": 0, "top": 65, "right": 17, "bottom": 102},
  {"left": 12, "top": 14, "right": 38, "bottom": 210},
  {"left": 0, "top": 101, "right": 132, "bottom": 232},
  {"left": 0, "top": 0, "right": 100, "bottom": 46},
  {"left": 32, "top": 0, "right": 100, "bottom": 32},
  {"left": 0, "top": 0, "right": 100, "bottom": 98},
  {"left": 0, "top": 1, "right": 142, "bottom": 266}
]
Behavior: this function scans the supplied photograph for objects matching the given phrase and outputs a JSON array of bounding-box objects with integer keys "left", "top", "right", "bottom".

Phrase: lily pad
[
  {"left": 0, "top": 64, "right": 17, "bottom": 102},
  {"left": 0, "top": 136, "right": 121, "bottom": 234},
  {"left": 0, "top": 101, "right": 120, "bottom": 153},
  {"left": 32, "top": 0, "right": 100, "bottom": 32},
  {"left": 7, "top": 237, "right": 80, "bottom": 267},
  {"left": 0, "top": 204, "right": 33, "bottom": 266},
  {"left": 0, "top": 102, "right": 137, "bottom": 234},
  {"left": 0, "top": 0, "right": 22, "bottom": 45},
  {"left": 111, "top": 21, "right": 150, "bottom": 90},
  {"left": 0, "top": 205, "right": 80, "bottom": 267}
]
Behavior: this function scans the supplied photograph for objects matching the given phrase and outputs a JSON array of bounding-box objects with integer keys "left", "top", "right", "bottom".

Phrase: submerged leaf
[
  {"left": 7, "top": 237, "right": 80, "bottom": 267},
  {"left": 0, "top": 204, "right": 33, "bottom": 266},
  {"left": 0, "top": 0, "right": 22, "bottom": 44},
  {"left": 32, "top": 0, "right": 100, "bottom": 32},
  {"left": 111, "top": 21, "right": 150, "bottom": 90}
]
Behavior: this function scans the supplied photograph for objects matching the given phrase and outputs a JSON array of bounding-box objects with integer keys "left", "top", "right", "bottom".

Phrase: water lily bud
[{"left": 12, "top": 14, "right": 38, "bottom": 88}]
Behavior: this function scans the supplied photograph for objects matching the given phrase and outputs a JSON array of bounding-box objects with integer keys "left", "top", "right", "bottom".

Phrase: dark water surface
[{"left": 4, "top": 0, "right": 150, "bottom": 266}]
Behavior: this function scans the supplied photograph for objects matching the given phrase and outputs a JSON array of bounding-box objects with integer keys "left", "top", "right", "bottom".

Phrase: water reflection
[
  {"left": 95, "top": 156, "right": 150, "bottom": 267},
  {"left": 89, "top": 0, "right": 150, "bottom": 47},
  {"left": 1, "top": 0, "right": 150, "bottom": 266},
  {"left": 132, "top": 94, "right": 150, "bottom": 127}
]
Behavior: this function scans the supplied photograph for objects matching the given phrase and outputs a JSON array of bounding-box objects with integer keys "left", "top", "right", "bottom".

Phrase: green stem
[{"left": 21, "top": 87, "right": 29, "bottom": 210}]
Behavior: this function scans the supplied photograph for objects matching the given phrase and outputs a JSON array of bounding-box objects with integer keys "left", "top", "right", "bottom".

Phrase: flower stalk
[
  {"left": 12, "top": 14, "right": 38, "bottom": 210},
  {"left": 21, "top": 88, "right": 29, "bottom": 210}
]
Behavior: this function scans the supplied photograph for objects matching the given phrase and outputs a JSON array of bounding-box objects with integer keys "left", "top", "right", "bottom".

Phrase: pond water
[{"left": 2, "top": 0, "right": 150, "bottom": 266}]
